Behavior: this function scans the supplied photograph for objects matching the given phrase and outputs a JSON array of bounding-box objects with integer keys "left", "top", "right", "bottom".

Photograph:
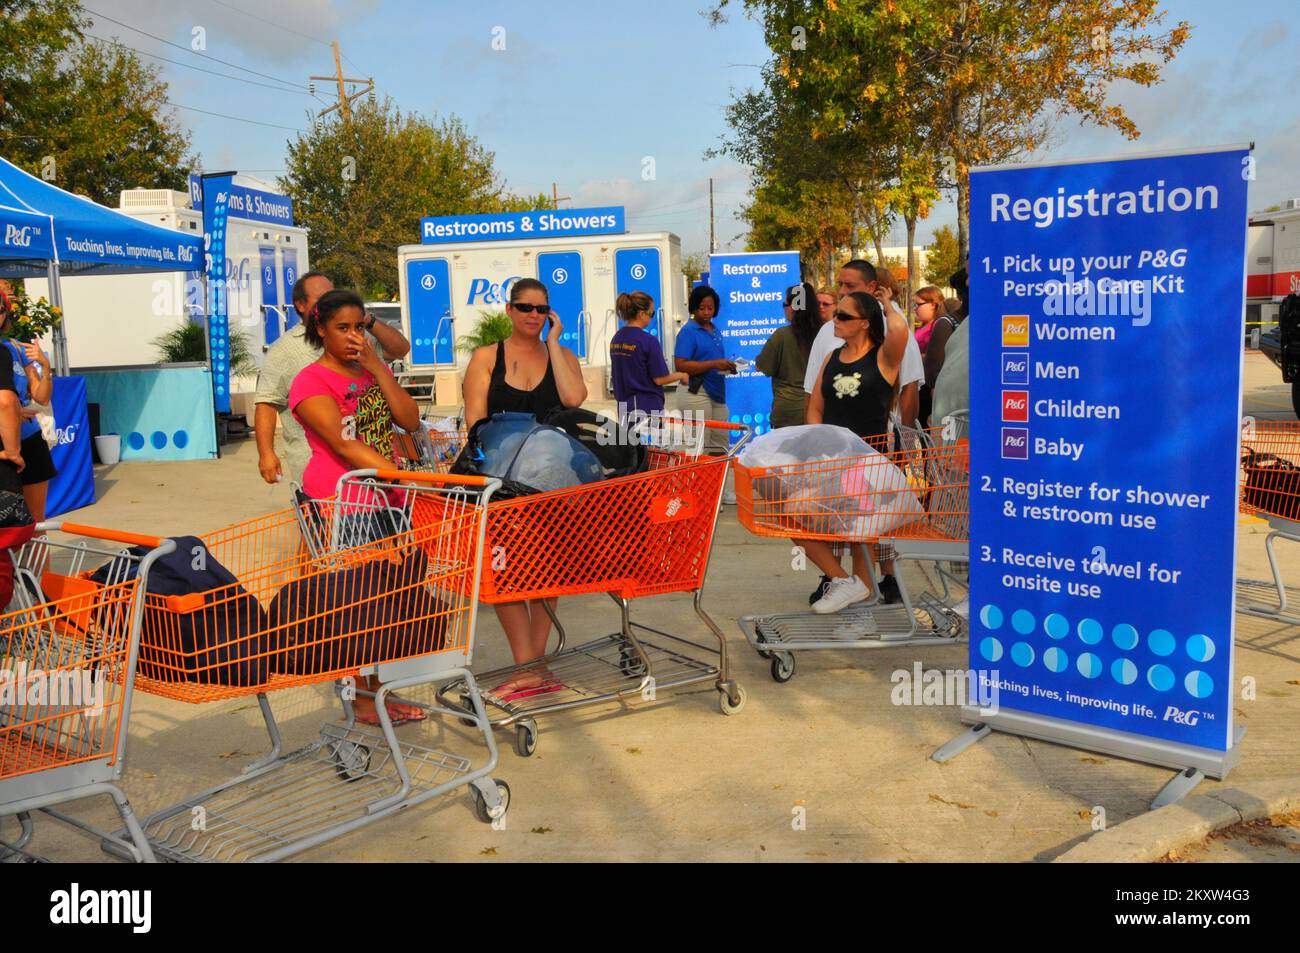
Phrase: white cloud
[{"left": 84, "top": 0, "right": 377, "bottom": 62}]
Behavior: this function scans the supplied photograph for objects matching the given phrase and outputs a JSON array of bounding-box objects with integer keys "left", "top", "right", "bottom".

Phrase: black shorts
[{"left": 19, "top": 431, "right": 57, "bottom": 485}]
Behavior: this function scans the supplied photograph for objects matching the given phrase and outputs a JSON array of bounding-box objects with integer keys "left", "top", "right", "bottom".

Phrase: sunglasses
[
  {"left": 833, "top": 310, "right": 866, "bottom": 321},
  {"left": 512, "top": 303, "right": 552, "bottom": 315}
]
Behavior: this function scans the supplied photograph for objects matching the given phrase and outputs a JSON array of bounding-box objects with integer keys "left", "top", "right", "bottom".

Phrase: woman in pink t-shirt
[{"left": 288, "top": 288, "right": 422, "bottom": 724}]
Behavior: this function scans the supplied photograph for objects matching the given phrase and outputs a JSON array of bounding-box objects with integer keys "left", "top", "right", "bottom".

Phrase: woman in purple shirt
[{"left": 609, "top": 291, "right": 687, "bottom": 418}]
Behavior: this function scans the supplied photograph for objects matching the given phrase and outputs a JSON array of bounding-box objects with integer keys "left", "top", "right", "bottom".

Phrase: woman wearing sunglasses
[
  {"left": 798, "top": 290, "right": 908, "bottom": 614},
  {"left": 463, "top": 277, "right": 587, "bottom": 429},
  {"left": 462, "top": 277, "right": 587, "bottom": 698}
]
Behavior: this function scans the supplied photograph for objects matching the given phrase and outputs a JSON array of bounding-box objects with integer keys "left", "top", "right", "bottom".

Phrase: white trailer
[
  {"left": 395, "top": 230, "right": 686, "bottom": 393},
  {"left": 27, "top": 181, "right": 310, "bottom": 377},
  {"left": 1246, "top": 200, "right": 1300, "bottom": 334}
]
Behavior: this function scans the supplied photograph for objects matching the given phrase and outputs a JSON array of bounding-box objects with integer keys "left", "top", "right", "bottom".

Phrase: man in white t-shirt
[{"left": 804, "top": 270, "right": 923, "bottom": 429}]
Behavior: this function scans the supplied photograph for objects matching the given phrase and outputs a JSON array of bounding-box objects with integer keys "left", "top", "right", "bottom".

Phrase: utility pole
[
  {"left": 551, "top": 183, "right": 570, "bottom": 210},
  {"left": 709, "top": 177, "right": 715, "bottom": 253},
  {"left": 311, "top": 41, "right": 374, "bottom": 127}
]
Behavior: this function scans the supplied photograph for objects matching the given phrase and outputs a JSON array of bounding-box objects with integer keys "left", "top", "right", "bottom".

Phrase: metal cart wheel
[
  {"left": 330, "top": 740, "right": 372, "bottom": 783},
  {"left": 770, "top": 652, "right": 795, "bottom": 683},
  {"left": 618, "top": 644, "right": 647, "bottom": 678},
  {"left": 473, "top": 779, "right": 511, "bottom": 824},
  {"left": 718, "top": 684, "right": 747, "bottom": 715},
  {"left": 513, "top": 719, "right": 538, "bottom": 758}
]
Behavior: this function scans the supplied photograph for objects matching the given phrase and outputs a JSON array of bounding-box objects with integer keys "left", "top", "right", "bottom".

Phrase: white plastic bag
[{"left": 740, "top": 424, "right": 920, "bottom": 537}]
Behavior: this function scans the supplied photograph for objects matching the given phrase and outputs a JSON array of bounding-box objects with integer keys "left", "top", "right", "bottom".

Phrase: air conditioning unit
[
  {"left": 118, "top": 189, "right": 189, "bottom": 211},
  {"left": 1283, "top": 198, "right": 1300, "bottom": 211}
]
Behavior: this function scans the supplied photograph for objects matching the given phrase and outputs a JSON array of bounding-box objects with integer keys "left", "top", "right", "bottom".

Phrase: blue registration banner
[
  {"left": 201, "top": 173, "right": 233, "bottom": 414},
  {"left": 421, "top": 206, "right": 624, "bottom": 244},
  {"left": 968, "top": 146, "right": 1250, "bottom": 753},
  {"left": 707, "top": 251, "right": 800, "bottom": 439}
]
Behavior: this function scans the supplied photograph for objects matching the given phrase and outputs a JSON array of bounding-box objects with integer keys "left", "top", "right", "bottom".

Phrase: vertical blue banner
[
  {"left": 201, "top": 173, "right": 233, "bottom": 413},
  {"left": 406, "top": 258, "right": 454, "bottom": 366},
  {"left": 968, "top": 146, "right": 1250, "bottom": 753},
  {"left": 615, "top": 248, "right": 663, "bottom": 339},
  {"left": 708, "top": 251, "right": 800, "bottom": 438},
  {"left": 46, "top": 375, "right": 94, "bottom": 518},
  {"left": 538, "top": 251, "right": 586, "bottom": 358},
  {"left": 259, "top": 246, "right": 280, "bottom": 346},
  {"left": 282, "top": 249, "right": 299, "bottom": 329}
]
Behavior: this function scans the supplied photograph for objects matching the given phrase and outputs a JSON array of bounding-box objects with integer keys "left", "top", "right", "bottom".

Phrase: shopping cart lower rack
[
  {"left": 734, "top": 418, "right": 971, "bottom": 682},
  {"left": 1238, "top": 420, "right": 1300, "bottom": 626},
  {"left": 433, "top": 420, "right": 752, "bottom": 757},
  {"left": 103, "top": 471, "right": 510, "bottom": 863},
  {"left": 1, "top": 523, "right": 175, "bottom": 863}
]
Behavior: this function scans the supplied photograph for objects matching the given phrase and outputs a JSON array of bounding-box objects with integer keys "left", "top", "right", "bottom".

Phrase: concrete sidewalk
[{"left": 13, "top": 351, "right": 1300, "bottom": 862}]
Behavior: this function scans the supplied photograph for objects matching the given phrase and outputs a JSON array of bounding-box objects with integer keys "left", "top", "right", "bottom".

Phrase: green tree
[
  {"left": 1, "top": 5, "right": 192, "bottom": 204},
  {"left": 281, "top": 97, "right": 527, "bottom": 297},
  {"left": 924, "top": 224, "right": 962, "bottom": 287},
  {"left": 711, "top": 1, "right": 1190, "bottom": 260},
  {"left": 681, "top": 251, "right": 708, "bottom": 284}
]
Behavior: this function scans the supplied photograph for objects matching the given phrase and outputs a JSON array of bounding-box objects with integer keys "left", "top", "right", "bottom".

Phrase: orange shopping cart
[
  {"left": 1, "top": 523, "right": 175, "bottom": 863},
  {"left": 99, "top": 471, "right": 509, "bottom": 863},
  {"left": 393, "top": 415, "right": 466, "bottom": 474},
  {"left": 431, "top": 417, "right": 752, "bottom": 758},
  {"left": 735, "top": 415, "right": 971, "bottom": 683},
  {"left": 1238, "top": 418, "right": 1300, "bottom": 625}
]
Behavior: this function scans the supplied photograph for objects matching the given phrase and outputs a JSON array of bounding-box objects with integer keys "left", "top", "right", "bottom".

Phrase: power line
[
  {"left": 82, "top": 6, "right": 308, "bottom": 91},
  {"left": 204, "top": 0, "right": 331, "bottom": 47},
  {"left": 85, "top": 35, "right": 314, "bottom": 95},
  {"left": 165, "top": 101, "right": 304, "bottom": 132},
  {"left": 202, "top": 0, "right": 371, "bottom": 81}
]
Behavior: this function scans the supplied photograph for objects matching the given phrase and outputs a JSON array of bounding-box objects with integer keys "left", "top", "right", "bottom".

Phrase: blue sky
[{"left": 83, "top": 0, "right": 1300, "bottom": 259}]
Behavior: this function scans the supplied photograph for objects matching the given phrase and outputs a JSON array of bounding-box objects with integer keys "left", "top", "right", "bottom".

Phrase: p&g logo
[
  {"left": 1163, "top": 706, "right": 1200, "bottom": 726},
  {"left": 4, "top": 225, "right": 34, "bottom": 248},
  {"left": 1002, "top": 315, "right": 1030, "bottom": 347},
  {"left": 1001, "top": 390, "right": 1029, "bottom": 423},
  {"left": 466, "top": 275, "right": 521, "bottom": 306},
  {"left": 1001, "top": 427, "right": 1029, "bottom": 460},
  {"left": 1001, "top": 352, "right": 1029, "bottom": 385},
  {"left": 54, "top": 424, "right": 78, "bottom": 447}
]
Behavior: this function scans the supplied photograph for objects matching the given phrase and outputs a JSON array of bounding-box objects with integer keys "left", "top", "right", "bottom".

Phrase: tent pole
[{"left": 46, "top": 260, "right": 68, "bottom": 376}]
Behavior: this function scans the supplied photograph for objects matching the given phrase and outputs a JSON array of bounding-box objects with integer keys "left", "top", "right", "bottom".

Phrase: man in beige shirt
[{"left": 253, "top": 272, "right": 410, "bottom": 485}]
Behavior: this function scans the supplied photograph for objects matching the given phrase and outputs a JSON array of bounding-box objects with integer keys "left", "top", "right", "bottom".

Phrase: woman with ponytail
[{"left": 610, "top": 290, "right": 686, "bottom": 419}]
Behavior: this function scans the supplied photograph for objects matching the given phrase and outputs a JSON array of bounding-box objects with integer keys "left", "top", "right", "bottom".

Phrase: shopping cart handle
[
  {"left": 370, "top": 468, "right": 493, "bottom": 488},
  {"left": 48, "top": 522, "right": 169, "bottom": 549},
  {"left": 701, "top": 419, "right": 754, "bottom": 457}
]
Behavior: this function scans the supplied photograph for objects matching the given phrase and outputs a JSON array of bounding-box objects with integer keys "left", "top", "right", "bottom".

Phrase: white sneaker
[
  {"left": 812, "top": 575, "right": 870, "bottom": 614},
  {"left": 950, "top": 598, "right": 970, "bottom": 621}
]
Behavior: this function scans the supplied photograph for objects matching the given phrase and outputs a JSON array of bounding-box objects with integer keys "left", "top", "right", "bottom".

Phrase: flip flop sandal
[{"left": 498, "top": 681, "right": 566, "bottom": 703}]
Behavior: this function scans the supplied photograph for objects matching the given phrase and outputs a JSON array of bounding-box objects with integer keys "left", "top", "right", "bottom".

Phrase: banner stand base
[{"left": 931, "top": 707, "right": 1245, "bottom": 811}]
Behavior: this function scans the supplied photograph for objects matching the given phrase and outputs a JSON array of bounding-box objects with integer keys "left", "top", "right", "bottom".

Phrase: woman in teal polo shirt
[{"left": 673, "top": 285, "right": 736, "bottom": 461}]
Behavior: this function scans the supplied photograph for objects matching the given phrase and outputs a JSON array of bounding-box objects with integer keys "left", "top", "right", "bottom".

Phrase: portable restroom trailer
[{"left": 396, "top": 228, "right": 686, "bottom": 386}]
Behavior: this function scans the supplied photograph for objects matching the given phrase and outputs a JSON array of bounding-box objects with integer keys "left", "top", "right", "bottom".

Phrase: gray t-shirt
[{"left": 931, "top": 318, "right": 969, "bottom": 426}]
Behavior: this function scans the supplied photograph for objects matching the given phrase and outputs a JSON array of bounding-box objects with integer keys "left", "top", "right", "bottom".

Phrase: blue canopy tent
[
  {"left": 0, "top": 155, "right": 211, "bottom": 516},
  {"left": 0, "top": 203, "right": 56, "bottom": 262},
  {"left": 0, "top": 155, "right": 204, "bottom": 372}
]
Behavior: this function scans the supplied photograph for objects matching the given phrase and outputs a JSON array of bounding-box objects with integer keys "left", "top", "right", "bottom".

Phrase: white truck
[{"left": 394, "top": 228, "right": 687, "bottom": 404}]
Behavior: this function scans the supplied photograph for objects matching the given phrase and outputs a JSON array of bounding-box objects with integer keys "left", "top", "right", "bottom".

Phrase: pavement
[{"left": 9, "top": 350, "right": 1300, "bottom": 862}]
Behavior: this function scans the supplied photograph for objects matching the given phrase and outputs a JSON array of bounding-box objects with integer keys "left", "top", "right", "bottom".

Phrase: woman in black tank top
[
  {"left": 796, "top": 289, "right": 909, "bottom": 613},
  {"left": 487, "top": 339, "right": 561, "bottom": 418},
  {"left": 461, "top": 278, "right": 588, "bottom": 695}
]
